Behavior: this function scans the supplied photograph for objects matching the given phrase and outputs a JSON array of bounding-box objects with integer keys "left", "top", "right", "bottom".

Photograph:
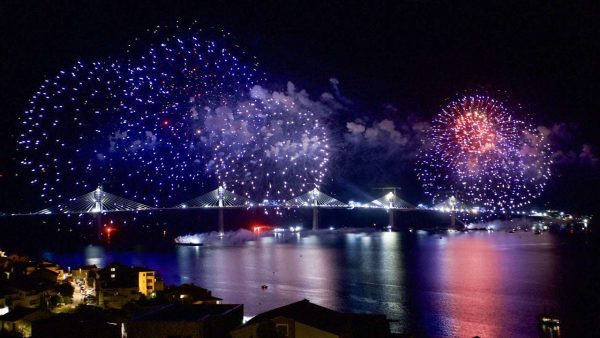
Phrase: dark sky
[{"left": 0, "top": 1, "right": 598, "bottom": 213}]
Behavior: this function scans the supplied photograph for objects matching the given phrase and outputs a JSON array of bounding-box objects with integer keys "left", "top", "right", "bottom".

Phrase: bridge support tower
[
  {"left": 218, "top": 186, "right": 225, "bottom": 235},
  {"left": 312, "top": 206, "right": 319, "bottom": 230},
  {"left": 93, "top": 186, "right": 104, "bottom": 240}
]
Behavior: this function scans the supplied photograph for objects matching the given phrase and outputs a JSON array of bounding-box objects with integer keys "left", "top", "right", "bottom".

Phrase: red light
[
  {"left": 252, "top": 225, "right": 273, "bottom": 232},
  {"left": 163, "top": 120, "right": 169, "bottom": 126}
]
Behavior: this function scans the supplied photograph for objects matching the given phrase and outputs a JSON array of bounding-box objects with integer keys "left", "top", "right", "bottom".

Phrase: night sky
[{"left": 1, "top": 1, "right": 598, "bottom": 213}]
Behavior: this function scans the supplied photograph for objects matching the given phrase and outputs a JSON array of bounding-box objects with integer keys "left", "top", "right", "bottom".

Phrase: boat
[
  {"left": 261, "top": 284, "right": 268, "bottom": 290},
  {"left": 538, "top": 314, "right": 560, "bottom": 327},
  {"left": 538, "top": 313, "right": 560, "bottom": 336},
  {"left": 174, "top": 242, "right": 204, "bottom": 246}
]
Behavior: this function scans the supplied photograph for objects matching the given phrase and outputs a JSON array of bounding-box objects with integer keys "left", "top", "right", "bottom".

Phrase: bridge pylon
[
  {"left": 218, "top": 186, "right": 225, "bottom": 235},
  {"left": 93, "top": 185, "right": 105, "bottom": 240},
  {"left": 34, "top": 185, "right": 150, "bottom": 240},
  {"left": 432, "top": 195, "right": 473, "bottom": 229},
  {"left": 284, "top": 188, "right": 348, "bottom": 230},
  {"left": 312, "top": 207, "right": 319, "bottom": 231},
  {"left": 370, "top": 189, "right": 414, "bottom": 229},
  {"left": 175, "top": 186, "right": 255, "bottom": 234}
]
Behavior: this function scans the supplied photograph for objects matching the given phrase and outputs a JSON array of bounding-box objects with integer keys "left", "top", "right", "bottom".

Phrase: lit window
[
  {"left": 110, "top": 274, "right": 115, "bottom": 278},
  {"left": 110, "top": 268, "right": 115, "bottom": 272}
]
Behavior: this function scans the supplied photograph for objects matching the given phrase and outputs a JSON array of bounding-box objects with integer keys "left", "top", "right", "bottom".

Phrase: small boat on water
[
  {"left": 261, "top": 284, "right": 268, "bottom": 290},
  {"left": 174, "top": 242, "right": 204, "bottom": 246},
  {"left": 538, "top": 313, "right": 560, "bottom": 337}
]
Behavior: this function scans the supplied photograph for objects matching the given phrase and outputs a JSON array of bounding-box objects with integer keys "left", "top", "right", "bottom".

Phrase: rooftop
[
  {"left": 242, "top": 299, "right": 388, "bottom": 335},
  {"left": 132, "top": 303, "right": 241, "bottom": 322},
  {"left": 0, "top": 307, "right": 50, "bottom": 322}
]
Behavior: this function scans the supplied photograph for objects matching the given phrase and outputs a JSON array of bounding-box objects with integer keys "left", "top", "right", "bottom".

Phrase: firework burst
[
  {"left": 417, "top": 94, "right": 551, "bottom": 213},
  {"left": 208, "top": 84, "right": 330, "bottom": 204},
  {"left": 116, "top": 24, "right": 265, "bottom": 205},
  {"left": 18, "top": 24, "right": 331, "bottom": 207},
  {"left": 17, "top": 61, "right": 128, "bottom": 204},
  {"left": 17, "top": 25, "right": 265, "bottom": 206}
]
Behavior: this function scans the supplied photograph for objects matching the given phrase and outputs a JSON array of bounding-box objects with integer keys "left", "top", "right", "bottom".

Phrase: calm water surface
[{"left": 42, "top": 231, "right": 596, "bottom": 337}]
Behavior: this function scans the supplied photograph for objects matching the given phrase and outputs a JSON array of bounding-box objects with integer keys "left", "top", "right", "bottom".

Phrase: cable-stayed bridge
[{"left": 0, "top": 185, "right": 487, "bottom": 236}]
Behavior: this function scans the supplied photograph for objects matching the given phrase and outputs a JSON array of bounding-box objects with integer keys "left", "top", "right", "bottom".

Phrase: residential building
[
  {"left": 2, "top": 279, "right": 55, "bottom": 309},
  {"left": 98, "top": 263, "right": 163, "bottom": 297},
  {"left": 134, "top": 268, "right": 156, "bottom": 297},
  {"left": 126, "top": 303, "right": 243, "bottom": 338},
  {"left": 98, "top": 286, "right": 142, "bottom": 309},
  {"left": 31, "top": 306, "right": 123, "bottom": 338},
  {"left": 230, "top": 299, "right": 391, "bottom": 338},
  {"left": 0, "top": 307, "right": 52, "bottom": 337},
  {"left": 165, "top": 283, "right": 222, "bottom": 304}
]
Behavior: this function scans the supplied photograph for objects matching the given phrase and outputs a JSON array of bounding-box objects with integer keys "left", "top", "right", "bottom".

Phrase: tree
[
  {"left": 56, "top": 282, "right": 74, "bottom": 303},
  {"left": 48, "top": 295, "right": 61, "bottom": 308}
]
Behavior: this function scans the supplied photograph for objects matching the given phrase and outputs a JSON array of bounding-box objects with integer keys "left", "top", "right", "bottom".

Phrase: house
[
  {"left": 230, "top": 299, "right": 391, "bottom": 338},
  {"left": 97, "top": 263, "right": 164, "bottom": 309},
  {"left": 31, "top": 306, "right": 123, "bottom": 338},
  {"left": 28, "top": 268, "right": 59, "bottom": 285},
  {"left": 126, "top": 303, "right": 243, "bottom": 338},
  {"left": 99, "top": 286, "right": 142, "bottom": 309},
  {"left": 165, "top": 283, "right": 222, "bottom": 304},
  {"left": 4, "top": 278, "right": 56, "bottom": 309},
  {"left": 133, "top": 267, "right": 158, "bottom": 297},
  {"left": 0, "top": 257, "right": 64, "bottom": 285},
  {"left": 36, "top": 260, "right": 64, "bottom": 281},
  {"left": 0, "top": 307, "right": 52, "bottom": 337}
]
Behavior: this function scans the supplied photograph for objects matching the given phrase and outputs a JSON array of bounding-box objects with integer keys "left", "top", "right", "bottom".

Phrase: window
[
  {"left": 276, "top": 324, "right": 289, "bottom": 336},
  {"left": 110, "top": 267, "right": 115, "bottom": 272},
  {"left": 110, "top": 274, "right": 115, "bottom": 278}
]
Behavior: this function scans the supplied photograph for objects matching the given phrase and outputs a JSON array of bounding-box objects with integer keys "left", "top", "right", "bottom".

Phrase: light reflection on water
[{"left": 48, "top": 231, "right": 564, "bottom": 337}]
